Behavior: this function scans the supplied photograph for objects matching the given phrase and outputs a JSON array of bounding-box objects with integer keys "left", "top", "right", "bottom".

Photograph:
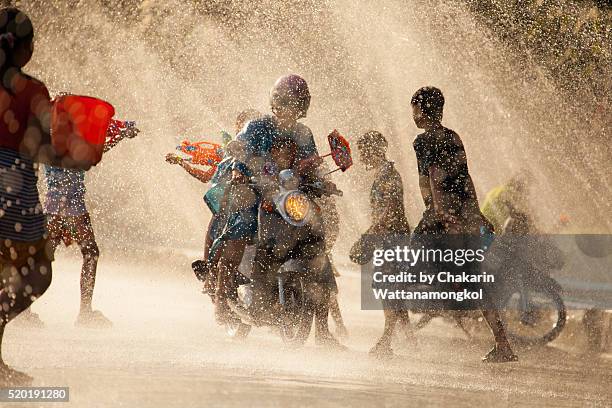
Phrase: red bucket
[{"left": 51, "top": 95, "right": 115, "bottom": 166}]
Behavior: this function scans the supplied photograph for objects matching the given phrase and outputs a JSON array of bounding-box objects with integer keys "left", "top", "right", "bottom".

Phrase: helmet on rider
[{"left": 270, "top": 74, "right": 311, "bottom": 120}]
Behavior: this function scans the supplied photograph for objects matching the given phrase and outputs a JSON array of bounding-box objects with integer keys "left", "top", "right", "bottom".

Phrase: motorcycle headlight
[{"left": 284, "top": 192, "right": 310, "bottom": 222}]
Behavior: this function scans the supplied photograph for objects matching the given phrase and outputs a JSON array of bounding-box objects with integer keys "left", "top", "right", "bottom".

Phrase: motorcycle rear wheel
[{"left": 500, "top": 285, "right": 567, "bottom": 346}]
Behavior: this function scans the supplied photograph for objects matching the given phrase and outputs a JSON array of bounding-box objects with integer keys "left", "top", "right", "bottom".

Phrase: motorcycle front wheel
[
  {"left": 500, "top": 285, "right": 567, "bottom": 346},
  {"left": 278, "top": 277, "right": 314, "bottom": 345}
]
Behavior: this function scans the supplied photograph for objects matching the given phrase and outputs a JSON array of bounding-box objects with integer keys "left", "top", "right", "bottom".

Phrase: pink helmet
[{"left": 269, "top": 74, "right": 311, "bottom": 119}]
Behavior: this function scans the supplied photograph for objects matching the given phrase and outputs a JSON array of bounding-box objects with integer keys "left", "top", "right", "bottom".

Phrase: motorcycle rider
[
  {"left": 481, "top": 170, "right": 534, "bottom": 234},
  {"left": 349, "top": 131, "right": 413, "bottom": 357},
  {"left": 225, "top": 74, "right": 343, "bottom": 347},
  {"left": 211, "top": 135, "right": 299, "bottom": 325}
]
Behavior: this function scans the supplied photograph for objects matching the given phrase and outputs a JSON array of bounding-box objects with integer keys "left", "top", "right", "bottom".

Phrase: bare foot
[
  {"left": 369, "top": 341, "right": 394, "bottom": 360},
  {"left": 214, "top": 301, "right": 232, "bottom": 326},
  {"left": 315, "top": 333, "right": 348, "bottom": 351},
  {"left": 12, "top": 311, "right": 45, "bottom": 329},
  {"left": 75, "top": 310, "right": 113, "bottom": 329},
  {"left": 482, "top": 345, "right": 519, "bottom": 363},
  {"left": 335, "top": 324, "right": 349, "bottom": 340}
]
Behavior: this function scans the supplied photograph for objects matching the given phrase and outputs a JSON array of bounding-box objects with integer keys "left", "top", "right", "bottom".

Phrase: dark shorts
[
  {"left": 47, "top": 213, "right": 96, "bottom": 247},
  {"left": 208, "top": 206, "right": 258, "bottom": 261}
]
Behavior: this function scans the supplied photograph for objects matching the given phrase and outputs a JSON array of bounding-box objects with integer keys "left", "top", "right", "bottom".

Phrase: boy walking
[{"left": 410, "top": 86, "right": 517, "bottom": 363}]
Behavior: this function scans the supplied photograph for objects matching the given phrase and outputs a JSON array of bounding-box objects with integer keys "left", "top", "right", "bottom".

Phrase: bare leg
[
  {"left": 46, "top": 215, "right": 64, "bottom": 254},
  {"left": 215, "top": 239, "right": 246, "bottom": 325},
  {"left": 203, "top": 217, "right": 215, "bottom": 261},
  {"left": 396, "top": 310, "right": 415, "bottom": 342},
  {"left": 314, "top": 287, "right": 345, "bottom": 349},
  {"left": 583, "top": 308, "right": 604, "bottom": 352},
  {"left": 0, "top": 240, "right": 53, "bottom": 382},
  {"left": 414, "top": 311, "right": 436, "bottom": 330},
  {"left": 454, "top": 314, "right": 473, "bottom": 339},
  {"left": 15, "top": 215, "right": 63, "bottom": 327},
  {"left": 370, "top": 309, "right": 400, "bottom": 358},
  {"left": 71, "top": 214, "right": 110, "bottom": 328},
  {"left": 481, "top": 309, "right": 518, "bottom": 362},
  {"left": 329, "top": 292, "right": 348, "bottom": 338},
  {"left": 203, "top": 238, "right": 223, "bottom": 298},
  {"left": 249, "top": 248, "right": 281, "bottom": 325},
  {"left": 200, "top": 219, "right": 216, "bottom": 294},
  {"left": 74, "top": 214, "right": 100, "bottom": 313}
]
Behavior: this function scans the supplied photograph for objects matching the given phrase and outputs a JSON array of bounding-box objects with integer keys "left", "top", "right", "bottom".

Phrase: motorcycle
[
  {"left": 411, "top": 219, "right": 567, "bottom": 346},
  {"left": 224, "top": 169, "right": 344, "bottom": 345}
]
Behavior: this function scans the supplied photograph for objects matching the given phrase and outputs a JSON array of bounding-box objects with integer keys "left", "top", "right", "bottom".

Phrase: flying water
[{"left": 16, "top": 0, "right": 611, "bottom": 255}]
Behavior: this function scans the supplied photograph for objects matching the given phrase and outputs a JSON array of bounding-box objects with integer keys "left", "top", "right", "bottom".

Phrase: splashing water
[{"left": 16, "top": 0, "right": 611, "bottom": 255}]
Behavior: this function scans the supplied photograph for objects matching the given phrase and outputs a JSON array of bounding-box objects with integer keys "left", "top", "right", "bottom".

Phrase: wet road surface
[{"left": 3, "top": 253, "right": 611, "bottom": 407}]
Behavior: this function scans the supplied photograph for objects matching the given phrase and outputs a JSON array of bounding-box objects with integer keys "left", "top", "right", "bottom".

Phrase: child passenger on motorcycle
[
  {"left": 166, "top": 109, "right": 262, "bottom": 299},
  {"left": 211, "top": 136, "right": 299, "bottom": 324}
]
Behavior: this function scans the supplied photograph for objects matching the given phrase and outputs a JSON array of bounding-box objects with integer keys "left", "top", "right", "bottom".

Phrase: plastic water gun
[
  {"left": 320, "top": 129, "right": 353, "bottom": 174},
  {"left": 176, "top": 140, "right": 224, "bottom": 167},
  {"left": 106, "top": 119, "right": 137, "bottom": 146},
  {"left": 104, "top": 119, "right": 138, "bottom": 152}
]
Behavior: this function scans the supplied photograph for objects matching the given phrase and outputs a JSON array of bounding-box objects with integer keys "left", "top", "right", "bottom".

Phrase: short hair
[
  {"left": 411, "top": 86, "right": 444, "bottom": 122},
  {"left": 357, "top": 130, "right": 388, "bottom": 152},
  {"left": 235, "top": 109, "right": 262, "bottom": 133},
  {"left": 0, "top": 8, "right": 34, "bottom": 70}
]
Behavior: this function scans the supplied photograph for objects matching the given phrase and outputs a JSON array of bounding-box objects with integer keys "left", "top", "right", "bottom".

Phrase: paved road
[{"left": 3, "top": 254, "right": 611, "bottom": 407}]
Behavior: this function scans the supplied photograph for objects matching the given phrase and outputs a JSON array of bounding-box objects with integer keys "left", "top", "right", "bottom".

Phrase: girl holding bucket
[{"left": 18, "top": 119, "right": 138, "bottom": 329}]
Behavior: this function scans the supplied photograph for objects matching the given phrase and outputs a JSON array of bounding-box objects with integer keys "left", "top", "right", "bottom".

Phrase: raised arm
[
  {"left": 103, "top": 123, "right": 140, "bottom": 153},
  {"left": 165, "top": 153, "right": 215, "bottom": 184},
  {"left": 20, "top": 85, "right": 76, "bottom": 168}
]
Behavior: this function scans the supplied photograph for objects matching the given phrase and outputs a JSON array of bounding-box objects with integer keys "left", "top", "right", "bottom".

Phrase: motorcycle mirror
[{"left": 279, "top": 169, "right": 300, "bottom": 190}]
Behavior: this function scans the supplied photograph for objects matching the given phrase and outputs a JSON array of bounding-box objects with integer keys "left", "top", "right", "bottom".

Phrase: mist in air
[{"left": 18, "top": 0, "right": 611, "bottom": 251}]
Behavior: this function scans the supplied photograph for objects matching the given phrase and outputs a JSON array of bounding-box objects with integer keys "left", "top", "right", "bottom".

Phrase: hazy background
[
  {"left": 5, "top": 0, "right": 610, "bottom": 254},
  {"left": 2, "top": 3, "right": 611, "bottom": 405}
]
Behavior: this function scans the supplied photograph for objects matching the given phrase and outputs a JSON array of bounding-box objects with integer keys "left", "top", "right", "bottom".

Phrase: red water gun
[
  {"left": 106, "top": 119, "right": 137, "bottom": 145},
  {"left": 321, "top": 129, "right": 353, "bottom": 174},
  {"left": 176, "top": 140, "right": 224, "bottom": 168}
]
